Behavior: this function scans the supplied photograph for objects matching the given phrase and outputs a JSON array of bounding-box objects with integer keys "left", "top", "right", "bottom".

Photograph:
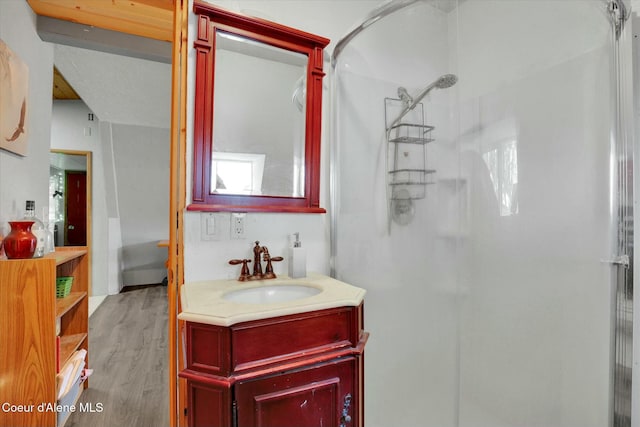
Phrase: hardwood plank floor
[{"left": 66, "top": 285, "right": 169, "bottom": 427}]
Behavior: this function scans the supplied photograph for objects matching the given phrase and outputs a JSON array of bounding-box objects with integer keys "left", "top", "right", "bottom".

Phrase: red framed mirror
[{"left": 188, "top": 2, "right": 329, "bottom": 213}]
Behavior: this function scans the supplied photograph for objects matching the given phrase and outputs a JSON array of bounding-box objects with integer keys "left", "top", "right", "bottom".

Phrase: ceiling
[
  {"left": 28, "top": 0, "right": 174, "bottom": 128},
  {"left": 53, "top": 44, "right": 172, "bottom": 128},
  {"left": 52, "top": 67, "right": 80, "bottom": 100}
]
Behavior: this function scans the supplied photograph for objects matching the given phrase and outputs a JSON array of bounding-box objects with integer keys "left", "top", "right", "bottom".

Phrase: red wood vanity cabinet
[{"left": 179, "top": 305, "right": 367, "bottom": 427}]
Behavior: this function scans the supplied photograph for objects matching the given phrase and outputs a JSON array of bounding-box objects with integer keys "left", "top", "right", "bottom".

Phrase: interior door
[{"left": 65, "top": 170, "right": 87, "bottom": 246}]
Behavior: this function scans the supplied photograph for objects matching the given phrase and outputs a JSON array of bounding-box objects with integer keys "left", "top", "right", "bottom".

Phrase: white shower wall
[
  {"left": 335, "top": 1, "right": 615, "bottom": 427},
  {"left": 333, "top": 4, "right": 460, "bottom": 426},
  {"left": 454, "top": 3, "right": 612, "bottom": 426}
]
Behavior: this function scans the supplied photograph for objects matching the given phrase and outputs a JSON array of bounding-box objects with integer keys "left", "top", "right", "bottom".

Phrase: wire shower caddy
[{"left": 384, "top": 98, "right": 436, "bottom": 202}]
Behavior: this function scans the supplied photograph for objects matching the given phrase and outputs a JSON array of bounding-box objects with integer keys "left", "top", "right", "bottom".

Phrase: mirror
[
  {"left": 213, "top": 32, "right": 307, "bottom": 197},
  {"left": 189, "top": 2, "right": 329, "bottom": 212},
  {"left": 49, "top": 150, "right": 91, "bottom": 247}
]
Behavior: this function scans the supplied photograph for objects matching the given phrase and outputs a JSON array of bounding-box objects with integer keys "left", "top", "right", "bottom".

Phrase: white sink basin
[
  {"left": 223, "top": 284, "right": 322, "bottom": 304},
  {"left": 179, "top": 273, "right": 367, "bottom": 326}
]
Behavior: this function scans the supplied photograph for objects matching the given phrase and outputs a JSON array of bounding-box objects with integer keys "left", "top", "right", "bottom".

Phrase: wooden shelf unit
[{"left": 0, "top": 247, "right": 89, "bottom": 427}]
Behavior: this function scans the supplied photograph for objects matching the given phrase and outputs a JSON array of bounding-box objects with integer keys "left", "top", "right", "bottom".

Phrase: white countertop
[{"left": 179, "top": 272, "right": 366, "bottom": 327}]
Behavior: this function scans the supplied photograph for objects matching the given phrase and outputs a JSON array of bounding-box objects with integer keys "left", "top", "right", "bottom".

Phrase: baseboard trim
[{"left": 121, "top": 283, "right": 163, "bottom": 293}]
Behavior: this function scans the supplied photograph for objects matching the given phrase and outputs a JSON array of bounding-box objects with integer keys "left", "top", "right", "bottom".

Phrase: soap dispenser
[{"left": 288, "top": 232, "right": 306, "bottom": 278}]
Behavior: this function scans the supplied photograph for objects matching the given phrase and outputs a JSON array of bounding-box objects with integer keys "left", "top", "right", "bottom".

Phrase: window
[
  {"left": 483, "top": 139, "right": 518, "bottom": 216},
  {"left": 212, "top": 152, "right": 265, "bottom": 195}
]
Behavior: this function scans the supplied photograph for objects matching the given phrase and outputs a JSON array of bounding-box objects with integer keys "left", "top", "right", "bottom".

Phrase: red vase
[{"left": 3, "top": 221, "right": 37, "bottom": 259}]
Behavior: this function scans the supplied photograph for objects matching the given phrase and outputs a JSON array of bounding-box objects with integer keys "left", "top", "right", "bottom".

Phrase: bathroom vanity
[{"left": 178, "top": 274, "right": 367, "bottom": 427}]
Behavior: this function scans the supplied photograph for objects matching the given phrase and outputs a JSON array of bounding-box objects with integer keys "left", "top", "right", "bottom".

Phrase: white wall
[
  {"left": 50, "top": 100, "right": 111, "bottom": 296},
  {"left": 111, "top": 123, "right": 170, "bottom": 286},
  {"left": 99, "top": 122, "right": 125, "bottom": 294},
  {"left": 183, "top": 0, "right": 380, "bottom": 282},
  {"left": 50, "top": 107, "right": 170, "bottom": 293},
  {"left": 0, "top": 2, "right": 53, "bottom": 240},
  {"left": 53, "top": 42, "right": 172, "bottom": 293}
]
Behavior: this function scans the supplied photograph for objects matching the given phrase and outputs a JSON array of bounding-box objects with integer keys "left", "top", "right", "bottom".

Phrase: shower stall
[{"left": 330, "top": 1, "right": 634, "bottom": 426}]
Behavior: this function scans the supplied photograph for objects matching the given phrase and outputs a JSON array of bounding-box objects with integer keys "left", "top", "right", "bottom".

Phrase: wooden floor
[{"left": 66, "top": 285, "right": 169, "bottom": 427}]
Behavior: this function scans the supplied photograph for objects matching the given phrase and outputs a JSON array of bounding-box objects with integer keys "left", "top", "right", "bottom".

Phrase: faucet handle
[
  {"left": 262, "top": 255, "right": 284, "bottom": 279},
  {"left": 229, "top": 258, "right": 251, "bottom": 281}
]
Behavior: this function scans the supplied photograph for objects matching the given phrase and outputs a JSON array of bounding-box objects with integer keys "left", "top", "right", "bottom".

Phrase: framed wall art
[{"left": 0, "top": 39, "right": 29, "bottom": 156}]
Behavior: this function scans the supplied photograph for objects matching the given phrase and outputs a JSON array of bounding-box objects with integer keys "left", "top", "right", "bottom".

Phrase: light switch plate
[{"left": 200, "top": 212, "right": 226, "bottom": 241}]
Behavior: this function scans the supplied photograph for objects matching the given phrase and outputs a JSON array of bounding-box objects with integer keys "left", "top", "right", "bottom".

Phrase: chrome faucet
[{"left": 229, "top": 241, "right": 283, "bottom": 281}]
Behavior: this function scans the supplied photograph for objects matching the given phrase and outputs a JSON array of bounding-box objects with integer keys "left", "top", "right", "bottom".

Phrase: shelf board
[
  {"left": 389, "top": 123, "right": 435, "bottom": 131},
  {"left": 390, "top": 182, "right": 436, "bottom": 186},
  {"left": 52, "top": 249, "right": 88, "bottom": 266},
  {"left": 388, "top": 136, "right": 434, "bottom": 144},
  {"left": 59, "top": 333, "right": 87, "bottom": 366},
  {"left": 46, "top": 249, "right": 88, "bottom": 266},
  {"left": 0, "top": 250, "right": 87, "bottom": 266},
  {"left": 56, "top": 292, "right": 87, "bottom": 318},
  {"left": 389, "top": 168, "right": 436, "bottom": 174}
]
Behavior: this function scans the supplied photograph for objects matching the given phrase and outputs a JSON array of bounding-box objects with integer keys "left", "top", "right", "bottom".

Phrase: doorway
[
  {"left": 49, "top": 150, "right": 91, "bottom": 249},
  {"left": 64, "top": 170, "right": 87, "bottom": 246},
  {"left": 32, "top": 0, "right": 177, "bottom": 423}
]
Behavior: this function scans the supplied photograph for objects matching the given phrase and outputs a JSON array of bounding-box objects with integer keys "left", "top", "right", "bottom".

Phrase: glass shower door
[
  {"left": 454, "top": 2, "right": 623, "bottom": 426},
  {"left": 331, "top": 1, "right": 630, "bottom": 426}
]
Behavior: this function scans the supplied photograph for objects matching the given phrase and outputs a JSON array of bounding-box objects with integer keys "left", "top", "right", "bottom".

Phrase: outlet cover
[{"left": 231, "top": 213, "right": 246, "bottom": 239}]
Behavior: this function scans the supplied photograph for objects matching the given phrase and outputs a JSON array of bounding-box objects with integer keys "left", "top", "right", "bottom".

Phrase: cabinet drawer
[
  {"left": 232, "top": 306, "right": 360, "bottom": 372},
  {"left": 185, "top": 306, "right": 362, "bottom": 376}
]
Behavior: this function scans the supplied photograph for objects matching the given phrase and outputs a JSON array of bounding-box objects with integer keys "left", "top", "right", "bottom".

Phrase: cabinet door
[
  {"left": 235, "top": 357, "right": 356, "bottom": 427},
  {"left": 187, "top": 380, "right": 232, "bottom": 427}
]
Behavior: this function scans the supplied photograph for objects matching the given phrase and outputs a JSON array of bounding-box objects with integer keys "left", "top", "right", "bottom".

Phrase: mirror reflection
[
  {"left": 212, "top": 31, "right": 307, "bottom": 197},
  {"left": 49, "top": 150, "right": 89, "bottom": 246}
]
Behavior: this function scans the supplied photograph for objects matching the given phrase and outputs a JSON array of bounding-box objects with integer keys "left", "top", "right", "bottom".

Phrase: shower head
[
  {"left": 410, "top": 73, "right": 458, "bottom": 108},
  {"left": 435, "top": 73, "right": 458, "bottom": 89},
  {"left": 387, "top": 73, "right": 458, "bottom": 133}
]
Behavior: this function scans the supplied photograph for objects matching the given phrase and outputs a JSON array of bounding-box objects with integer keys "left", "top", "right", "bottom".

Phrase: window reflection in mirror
[
  {"left": 49, "top": 150, "right": 90, "bottom": 246},
  {"left": 212, "top": 152, "right": 265, "bottom": 195},
  {"left": 213, "top": 31, "right": 307, "bottom": 198}
]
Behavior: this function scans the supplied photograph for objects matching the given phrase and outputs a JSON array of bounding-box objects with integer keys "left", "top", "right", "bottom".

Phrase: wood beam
[{"left": 27, "top": 0, "right": 173, "bottom": 42}]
